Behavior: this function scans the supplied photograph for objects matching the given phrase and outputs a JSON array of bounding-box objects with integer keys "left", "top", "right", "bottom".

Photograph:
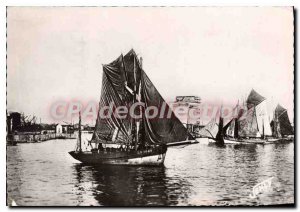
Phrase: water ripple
[{"left": 7, "top": 137, "right": 294, "bottom": 206}]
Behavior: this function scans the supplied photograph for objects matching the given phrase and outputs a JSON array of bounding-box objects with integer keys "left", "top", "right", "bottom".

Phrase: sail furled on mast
[
  {"left": 275, "top": 104, "right": 293, "bottom": 136},
  {"left": 140, "top": 70, "right": 192, "bottom": 144}
]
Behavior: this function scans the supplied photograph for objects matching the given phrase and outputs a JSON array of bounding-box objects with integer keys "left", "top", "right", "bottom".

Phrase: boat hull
[
  {"left": 227, "top": 138, "right": 266, "bottom": 144},
  {"left": 208, "top": 138, "right": 265, "bottom": 145},
  {"left": 265, "top": 137, "right": 294, "bottom": 143},
  {"left": 167, "top": 139, "right": 199, "bottom": 147},
  {"left": 208, "top": 138, "right": 246, "bottom": 144},
  {"left": 209, "top": 137, "right": 293, "bottom": 145},
  {"left": 69, "top": 148, "right": 167, "bottom": 166}
]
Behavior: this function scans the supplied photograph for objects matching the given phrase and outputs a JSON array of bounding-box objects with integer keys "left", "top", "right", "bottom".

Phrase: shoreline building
[
  {"left": 170, "top": 96, "right": 202, "bottom": 135},
  {"left": 7, "top": 112, "right": 21, "bottom": 134}
]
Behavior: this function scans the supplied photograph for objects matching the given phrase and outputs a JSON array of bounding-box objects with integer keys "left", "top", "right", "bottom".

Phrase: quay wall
[{"left": 7, "top": 133, "right": 77, "bottom": 143}]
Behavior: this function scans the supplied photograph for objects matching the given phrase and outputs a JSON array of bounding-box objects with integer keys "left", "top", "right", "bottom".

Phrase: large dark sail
[
  {"left": 215, "top": 109, "right": 224, "bottom": 145},
  {"left": 141, "top": 70, "right": 192, "bottom": 144},
  {"left": 92, "top": 51, "right": 141, "bottom": 144},
  {"left": 92, "top": 69, "right": 130, "bottom": 144},
  {"left": 92, "top": 49, "right": 191, "bottom": 145}
]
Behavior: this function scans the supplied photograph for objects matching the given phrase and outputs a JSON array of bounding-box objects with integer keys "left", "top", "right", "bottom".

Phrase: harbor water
[{"left": 7, "top": 136, "right": 294, "bottom": 206}]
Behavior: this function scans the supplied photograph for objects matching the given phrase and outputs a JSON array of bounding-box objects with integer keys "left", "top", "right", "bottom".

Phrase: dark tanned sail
[
  {"left": 92, "top": 72, "right": 130, "bottom": 144},
  {"left": 272, "top": 104, "right": 293, "bottom": 137},
  {"left": 246, "top": 89, "right": 266, "bottom": 109},
  {"left": 92, "top": 49, "right": 190, "bottom": 145},
  {"left": 141, "top": 70, "right": 192, "bottom": 144},
  {"left": 215, "top": 110, "right": 224, "bottom": 145},
  {"left": 91, "top": 53, "right": 135, "bottom": 144}
]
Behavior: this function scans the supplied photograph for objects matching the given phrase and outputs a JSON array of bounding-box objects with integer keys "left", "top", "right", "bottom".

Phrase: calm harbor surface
[{"left": 7, "top": 136, "right": 294, "bottom": 206}]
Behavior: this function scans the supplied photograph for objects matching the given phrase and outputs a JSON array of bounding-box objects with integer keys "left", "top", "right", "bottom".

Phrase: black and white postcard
[{"left": 6, "top": 6, "right": 295, "bottom": 207}]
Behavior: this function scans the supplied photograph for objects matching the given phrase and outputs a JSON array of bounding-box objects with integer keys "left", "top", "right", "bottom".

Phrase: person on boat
[
  {"left": 125, "top": 144, "right": 130, "bottom": 152},
  {"left": 98, "top": 143, "right": 104, "bottom": 151},
  {"left": 137, "top": 143, "right": 145, "bottom": 151}
]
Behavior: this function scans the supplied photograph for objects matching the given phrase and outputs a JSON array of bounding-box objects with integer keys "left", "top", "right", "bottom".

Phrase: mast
[
  {"left": 262, "top": 119, "right": 265, "bottom": 139},
  {"left": 215, "top": 106, "right": 225, "bottom": 146},
  {"left": 133, "top": 54, "right": 138, "bottom": 150},
  {"left": 135, "top": 56, "right": 142, "bottom": 149},
  {"left": 277, "top": 111, "right": 281, "bottom": 137},
  {"left": 121, "top": 54, "right": 132, "bottom": 146},
  {"left": 234, "top": 118, "right": 238, "bottom": 138},
  {"left": 234, "top": 100, "right": 239, "bottom": 138},
  {"left": 78, "top": 111, "right": 82, "bottom": 152}
]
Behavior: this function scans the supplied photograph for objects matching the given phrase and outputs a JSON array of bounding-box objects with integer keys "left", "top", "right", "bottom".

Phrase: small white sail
[{"left": 255, "top": 100, "right": 272, "bottom": 136}]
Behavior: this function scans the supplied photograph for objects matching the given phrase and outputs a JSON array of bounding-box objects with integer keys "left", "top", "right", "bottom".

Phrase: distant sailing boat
[
  {"left": 223, "top": 89, "right": 273, "bottom": 144},
  {"left": 201, "top": 89, "right": 274, "bottom": 144},
  {"left": 270, "top": 104, "right": 294, "bottom": 142},
  {"left": 69, "top": 49, "right": 194, "bottom": 166},
  {"left": 197, "top": 107, "right": 225, "bottom": 146}
]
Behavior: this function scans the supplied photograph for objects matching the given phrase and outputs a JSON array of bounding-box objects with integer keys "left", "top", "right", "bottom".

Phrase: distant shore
[{"left": 7, "top": 133, "right": 77, "bottom": 144}]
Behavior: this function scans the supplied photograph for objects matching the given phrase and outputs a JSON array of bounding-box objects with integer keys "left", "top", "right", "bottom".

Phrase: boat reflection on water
[
  {"left": 6, "top": 139, "right": 294, "bottom": 206},
  {"left": 73, "top": 164, "right": 192, "bottom": 206}
]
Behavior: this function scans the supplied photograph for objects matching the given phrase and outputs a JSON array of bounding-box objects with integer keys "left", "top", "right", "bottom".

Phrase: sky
[{"left": 7, "top": 7, "right": 294, "bottom": 124}]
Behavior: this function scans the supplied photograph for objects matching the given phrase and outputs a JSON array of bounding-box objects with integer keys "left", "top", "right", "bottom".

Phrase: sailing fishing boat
[
  {"left": 224, "top": 89, "right": 275, "bottom": 144},
  {"left": 197, "top": 107, "right": 226, "bottom": 145},
  {"left": 69, "top": 49, "right": 194, "bottom": 166},
  {"left": 270, "top": 104, "right": 294, "bottom": 142},
  {"left": 224, "top": 89, "right": 273, "bottom": 144},
  {"left": 200, "top": 89, "right": 273, "bottom": 145}
]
